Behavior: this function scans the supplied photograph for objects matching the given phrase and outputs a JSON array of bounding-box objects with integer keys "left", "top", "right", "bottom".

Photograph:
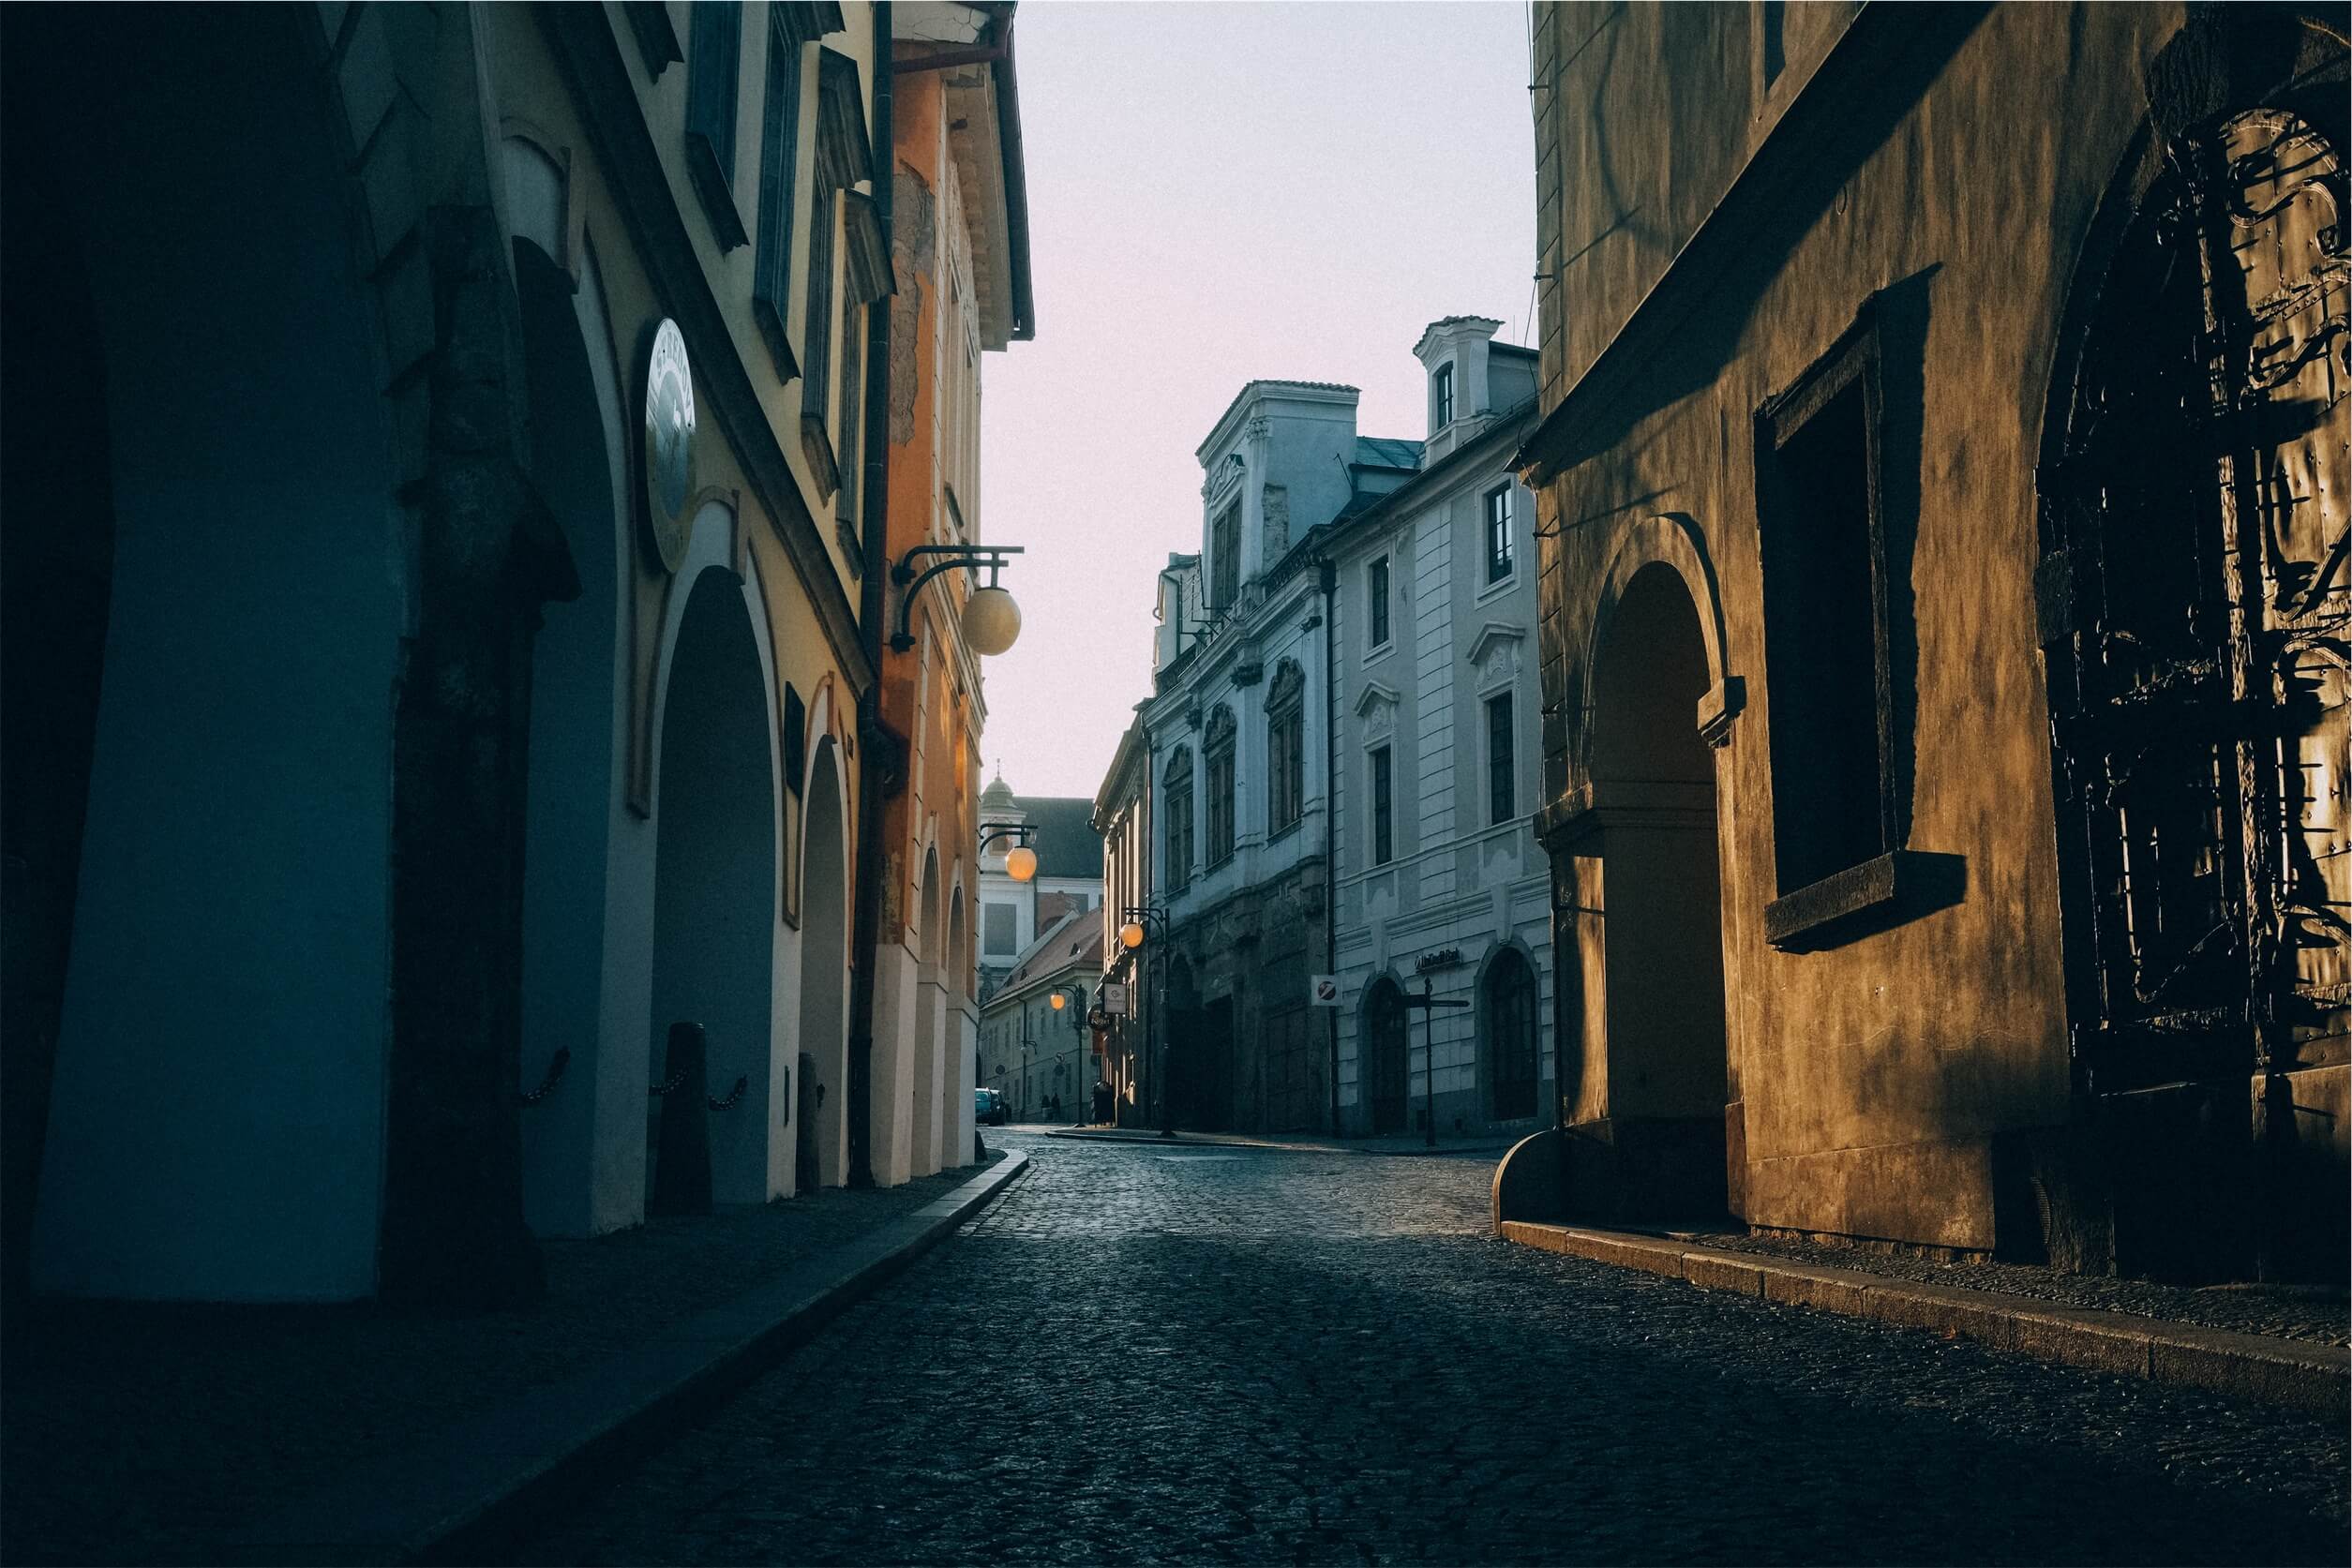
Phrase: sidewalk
[
  {"left": 1, "top": 1150, "right": 1026, "bottom": 1566},
  {"left": 1042, "top": 1124, "right": 1518, "bottom": 1158},
  {"left": 1502, "top": 1217, "right": 2348, "bottom": 1415}
]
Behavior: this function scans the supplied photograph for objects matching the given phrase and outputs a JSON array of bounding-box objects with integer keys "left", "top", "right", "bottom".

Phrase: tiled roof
[
  {"left": 995, "top": 910, "right": 1104, "bottom": 993},
  {"left": 1015, "top": 796, "right": 1103, "bottom": 878},
  {"left": 1353, "top": 436, "right": 1424, "bottom": 470}
]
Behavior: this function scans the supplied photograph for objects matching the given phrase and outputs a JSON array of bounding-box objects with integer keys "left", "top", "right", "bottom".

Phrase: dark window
[
  {"left": 1368, "top": 556, "right": 1390, "bottom": 649},
  {"left": 982, "top": 902, "right": 1016, "bottom": 956},
  {"left": 1484, "top": 484, "right": 1514, "bottom": 582},
  {"left": 684, "top": 2, "right": 748, "bottom": 248},
  {"left": 1484, "top": 948, "right": 1539, "bottom": 1121},
  {"left": 1757, "top": 316, "right": 1893, "bottom": 893},
  {"left": 1163, "top": 748, "right": 1194, "bottom": 888},
  {"left": 1266, "top": 662, "right": 1306, "bottom": 835},
  {"left": 1432, "top": 363, "right": 1455, "bottom": 428},
  {"left": 1210, "top": 500, "right": 1240, "bottom": 607},
  {"left": 782, "top": 684, "right": 807, "bottom": 797},
  {"left": 1204, "top": 707, "right": 1236, "bottom": 865},
  {"left": 751, "top": 4, "right": 817, "bottom": 380},
  {"left": 1487, "top": 691, "right": 1515, "bottom": 826},
  {"left": 1370, "top": 745, "right": 1393, "bottom": 865},
  {"left": 801, "top": 48, "right": 871, "bottom": 499}
]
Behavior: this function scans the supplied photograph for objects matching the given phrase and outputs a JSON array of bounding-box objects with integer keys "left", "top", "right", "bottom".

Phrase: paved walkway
[
  {"left": 1042, "top": 1123, "right": 1518, "bottom": 1158},
  {"left": 0, "top": 1153, "right": 1004, "bottom": 1566},
  {"left": 517, "top": 1131, "right": 2346, "bottom": 1566}
]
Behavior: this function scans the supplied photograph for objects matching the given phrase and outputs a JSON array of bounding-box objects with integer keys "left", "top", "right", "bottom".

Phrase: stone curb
[
  {"left": 1044, "top": 1127, "right": 1514, "bottom": 1159},
  {"left": 1499, "top": 1220, "right": 2348, "bottom": 1418},
  {"left": 232, "top": 1152, "right": 1032, "bottom": 1565}
]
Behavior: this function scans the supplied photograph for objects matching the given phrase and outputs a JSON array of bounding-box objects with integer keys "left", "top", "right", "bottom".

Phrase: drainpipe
[
  {"left": 1320, "top": 556, "right": 1340, "bottom": 1135},
  {"left": 846, "top": 3, "right": 896, "bottom": 1188}
]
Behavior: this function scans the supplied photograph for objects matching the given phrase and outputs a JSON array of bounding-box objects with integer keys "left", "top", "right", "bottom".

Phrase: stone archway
[
  {"left": 799, "top": 737, "right": 852, "bottom": 1189},
  {"left": 908, "top": 845, "right": 944, "bottom": 1179},
  {"left": 13, "top": 6, "right": 411, "bottom": 1302},
  {"left": 945, "top": 881, "right": 972, "bottom": 1165},
  {"left": 511, "top": 217, "right": 628, "bottom": 1237},
  {"left": 1584, "top": 561, "right": 1730, "bottom": 1219},
  {"left": 649, "top": 567, "right": 780, "bottom": 1208}
]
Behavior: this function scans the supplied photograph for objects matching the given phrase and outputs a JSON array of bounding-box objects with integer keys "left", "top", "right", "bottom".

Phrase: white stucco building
[
  {"left": 975, "top": 772, "right": 1103, "bottom": 1000},
  {"left": 1328, "top": 317, "right": 1551, "bottom": 1141}
]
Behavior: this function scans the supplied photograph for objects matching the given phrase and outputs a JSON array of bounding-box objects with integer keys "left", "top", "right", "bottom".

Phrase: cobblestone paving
[{"left": 517, "top": 1132, "right": 2347, "bottom": 1566}]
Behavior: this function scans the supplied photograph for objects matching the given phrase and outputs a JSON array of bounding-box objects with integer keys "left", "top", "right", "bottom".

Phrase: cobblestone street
[{"left": 516, "top": 1133, "right": 2346, "bottom": 1566}]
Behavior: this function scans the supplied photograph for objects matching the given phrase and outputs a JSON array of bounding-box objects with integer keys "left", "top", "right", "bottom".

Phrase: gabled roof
[
  {"left": 1002, "top": 796, "right": 1102, "bottom": 878},
  {"left": 993, "top": 909, "right": 1104, "bottom": 995}
]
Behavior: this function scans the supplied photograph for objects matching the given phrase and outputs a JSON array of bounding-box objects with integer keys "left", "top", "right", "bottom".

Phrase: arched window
[
  {"left": 1203, "top": 706, "right": 1236, "bottom": 865},
  {"left": 1162, "top": 747, "right": 1194, "bottom": 889},
  {"left": 1364, "top": 978, "right": 1410, "bottom": 1135},
  {"left": 1266, "top": 661, "right": 1305, "bottom": 834},
  {"left": 1483, "top": 948, "right": 1540, "bottom": 1122}
]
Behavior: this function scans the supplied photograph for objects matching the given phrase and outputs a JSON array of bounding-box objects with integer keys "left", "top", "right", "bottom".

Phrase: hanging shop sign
[{"left": 639, "top": 318, "right": 697, "bottom": 573}]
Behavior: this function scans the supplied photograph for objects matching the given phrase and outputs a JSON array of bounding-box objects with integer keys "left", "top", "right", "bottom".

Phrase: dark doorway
[
  {"left": 1590, "top": 563, "right": 1729, "bottom": 1218},
  {"left": 1484, "top": 948, "right": 1541, "bottom": 1123},
  {"left": 1366, "top": 979, "right": 1410, "bottom": 1135}
]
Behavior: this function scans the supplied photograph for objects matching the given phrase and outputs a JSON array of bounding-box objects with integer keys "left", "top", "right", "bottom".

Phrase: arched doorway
[
  {"left": 2040, "top": 85, "right": 2347, "bottom": 1280},
  {"left": 1483, "top": 948, "right": 1541, "bottom": 1124},
  {"left": 909, "top": 846, "right": 943, "bottom": 1179},
  {"left": 511, "top": 221, "right": 625, "bottom": 1237},
  {"left": 649, "top": 567, "right": 779, "bottom": 1207},
  {"left": 945, "top": 883, "right": 971, "bottom": 1165},
  {"left": 1161, "top": 953, "right": 1199, "bottom": 1130},
  {"left": 13, "top": 7, "right": 408, "bottom": 1300},
  {"left": 799, "top": 737, "right": 851, "bottom": 1189},
  {"left": 1364, "top": 978, "right": 1411, "bottom": 1135},
  {"left": 1589, "top": 561, "right": 1729, "bottom": 1217}
]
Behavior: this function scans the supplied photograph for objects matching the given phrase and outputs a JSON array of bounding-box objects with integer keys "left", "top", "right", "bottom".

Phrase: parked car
[{"left": 974, "top": 1086, "right": 1008, "bottom": 1126}]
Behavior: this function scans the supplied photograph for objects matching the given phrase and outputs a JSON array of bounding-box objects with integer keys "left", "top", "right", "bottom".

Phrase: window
[
  {"left": 1368, "top": 556, "right": 1390, "bottom": 649},
  {"left": 982, "top": 902, "right": 1016, "bottom": 956},
  {"left": 1204, "top": 707, "right": 1236, "bottom": 865},
  {"left": 750, "top": 4, "right": 816, "bottom": 379},
  {"left": 1266, "top": 662, "right": 1305, "bottom": 835},
  {"left": 684, "top": 2, "right": 748, "bottom": 248},
  {"left": 801, "top": 48, "right": 872, "bottom": 499},
  {"left": 1483, "top": 948, "right": 1539, "bottom": 1121},
  {"left": 1163, "top": 748, "right": 1194, "bottom": 888},
  {"left": 1210, "top": 500, "right": 1240, "bottom": 607},
  {"left": 1432, "top": 363, "right": 1455, "bottom": 429},
  {"left": 1370, "top": 745, "right": 1394, "bottom": 865},
  {"left": 1486, "top": 691, "right": 1515, "bottom": 826},
  {"left": 1484, "top": 485, "right": 1515, "bottom": 583},
  {"left": 1757, "top": 313, "right": 1894, "bottom": 894}
]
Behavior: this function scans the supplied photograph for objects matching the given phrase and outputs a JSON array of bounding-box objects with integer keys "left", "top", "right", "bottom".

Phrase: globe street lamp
[
  {"left": 979, "top": 824, "right": 1038, "bottom": 883},
  {"left": 1118, "top": 904, "right": 1175, "bottom": 1138},
  {"left": 891, "top": 544, "right": 1025, "bottom": 656}
]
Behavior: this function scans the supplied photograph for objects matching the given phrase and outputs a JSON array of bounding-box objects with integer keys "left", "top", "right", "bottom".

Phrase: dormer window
[
  {"left": 1431, "top": 363, "right": 1455, "bottom": 429},
  {"left": 1210, "top": 500, "right": 1240, "bottom": 606}
]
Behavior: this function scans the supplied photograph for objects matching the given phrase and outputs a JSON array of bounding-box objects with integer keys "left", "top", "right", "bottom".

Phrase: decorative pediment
[
  {"left": 1467, "top": 620, "right": 1526, "bottom": 670},
  {"left": 1354, "top": 680, "right": 1400, "bottom": 718}
]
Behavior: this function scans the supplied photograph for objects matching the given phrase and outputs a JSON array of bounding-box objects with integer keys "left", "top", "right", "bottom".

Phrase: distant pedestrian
[{"left": 1092, "top": 1079, "right": 1113, "bottom": 1126}]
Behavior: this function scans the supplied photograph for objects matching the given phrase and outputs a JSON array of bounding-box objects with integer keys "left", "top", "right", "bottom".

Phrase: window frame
[
  {"left": 1485, "top": 689, "right": 1516, "bottom": 827},
  {"left": 1432, "top": 362, "right": 1455, "bottom": 429},
  {"left": 1754, "top": 303, "right": 1899, "bottom": 920},
  {"left": 1210, "top": 499, "right": 1241, "bottom": 608},
  {"left": 1370, "top": 744, "right": 1394, "bottom": 866},
  {"left": 684, "top": 2, "right": 749, "bottom": 248},
  {"left": 1367, "top": 555, "right": 1391, "bottom": 650},
  {"left": 1203, "top": 707, "right": 1236, "bottom": 868},
  {"left": 749, "top": 4, "right": 816, "bottom": 381},
  {"left": 1483, "top": 484, "right": 1516, "bottom": 584},
  {"left": 1266, "top": 662, "right": 1306, "bottom": 838},
  {"left": 1162, "top": 747, "right": 1195, "bottom": 890}
]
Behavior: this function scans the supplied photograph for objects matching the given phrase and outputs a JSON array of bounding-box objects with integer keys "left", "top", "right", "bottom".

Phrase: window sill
[
  {"left": 683, "top": 133, "right": 749, "bottom": 251},
  {"left": 1267, "top": 818, "right": 1303, "bottom": 844},
  {"left": 1763, "top": 849, "right": 1968, "bottom": 951},
  {"left": 1363, "top": 640, "right": 1396, "bottom": 667},
  {"left": 1475, "top": 570, "right": 1518, "bottom": 604}
]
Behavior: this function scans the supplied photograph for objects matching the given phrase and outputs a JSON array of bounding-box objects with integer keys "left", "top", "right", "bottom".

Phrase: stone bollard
[{"left": 649, "top": 1022, "right": 712, "bottom": 1217}]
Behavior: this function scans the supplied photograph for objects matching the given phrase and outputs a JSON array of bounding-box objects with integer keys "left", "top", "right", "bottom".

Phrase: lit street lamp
[
  {"left": 1118, "top": 904, "right": 1175, "bottom": 1138},
  {"left": 980, "top": 823, "right": 1038, "bottom": 883},
  {"left": 891, "top": 544, "right": 1025, "bottom": 656}
]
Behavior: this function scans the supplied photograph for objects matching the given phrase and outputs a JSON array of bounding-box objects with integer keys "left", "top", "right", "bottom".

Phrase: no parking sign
[{"left": 1310, "top": 975, "right": 1340, "bottom": 1007}]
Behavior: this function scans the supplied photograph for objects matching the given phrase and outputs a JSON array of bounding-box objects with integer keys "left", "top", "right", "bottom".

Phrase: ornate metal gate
[{"left": 2042, "top": 106, "right": 2346, "bottom": 1103}]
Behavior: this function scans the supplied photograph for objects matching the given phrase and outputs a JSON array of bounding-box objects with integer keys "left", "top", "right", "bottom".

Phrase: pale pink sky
[{"left": 975, "top": 0, "right": 1537, "bottom": 799}]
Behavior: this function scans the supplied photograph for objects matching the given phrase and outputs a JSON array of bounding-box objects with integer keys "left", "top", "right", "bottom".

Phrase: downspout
[
  {"left": 1320, "top": 556, "right": 1340, "bottom": 1135},
  {"left": 846, "top": 3, "right": 896, "bottom": 1187}
]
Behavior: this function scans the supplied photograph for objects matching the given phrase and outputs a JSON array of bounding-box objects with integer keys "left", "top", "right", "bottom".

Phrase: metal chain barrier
[
  {"left": 518, "top": 1047, "right": 572, "bottom": 1107},
  {"left": 707, "top": 1075, "right": 749, "bottom": 1113}
]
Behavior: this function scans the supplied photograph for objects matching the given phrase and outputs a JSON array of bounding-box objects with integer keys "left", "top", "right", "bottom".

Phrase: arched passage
[
  {"left": 14, "top": 7, "right": 406, "bottom": 1300},
  {"left": 799, "top": 737, "right": 852, "bottom": 1189},
  {"left": 1588, "top": 561, "right": 1729, "bottom": 1217},
  {"left": 1364, "top": 978, "right": 1410, "bottom": 1135},
  {"left": 909, "top": 845, "right": 943, "bottom": 1178},
  {"left": 649, "top": 567, "right": 779, "bottom": 1207},
  {"left": 1482, "top": 947, "right": 1542, "bottom": 1124},
  {"left": 511, "top": 229, "right": 625, "bottom": 1236},
  {"left": 945, "top": 882, "right": 972, "bottom": 1164}
]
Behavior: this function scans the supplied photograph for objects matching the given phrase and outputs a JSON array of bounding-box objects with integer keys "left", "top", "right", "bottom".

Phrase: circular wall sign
[{"left": 639, "top": 319, "right": 697, "bottom": 573}]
